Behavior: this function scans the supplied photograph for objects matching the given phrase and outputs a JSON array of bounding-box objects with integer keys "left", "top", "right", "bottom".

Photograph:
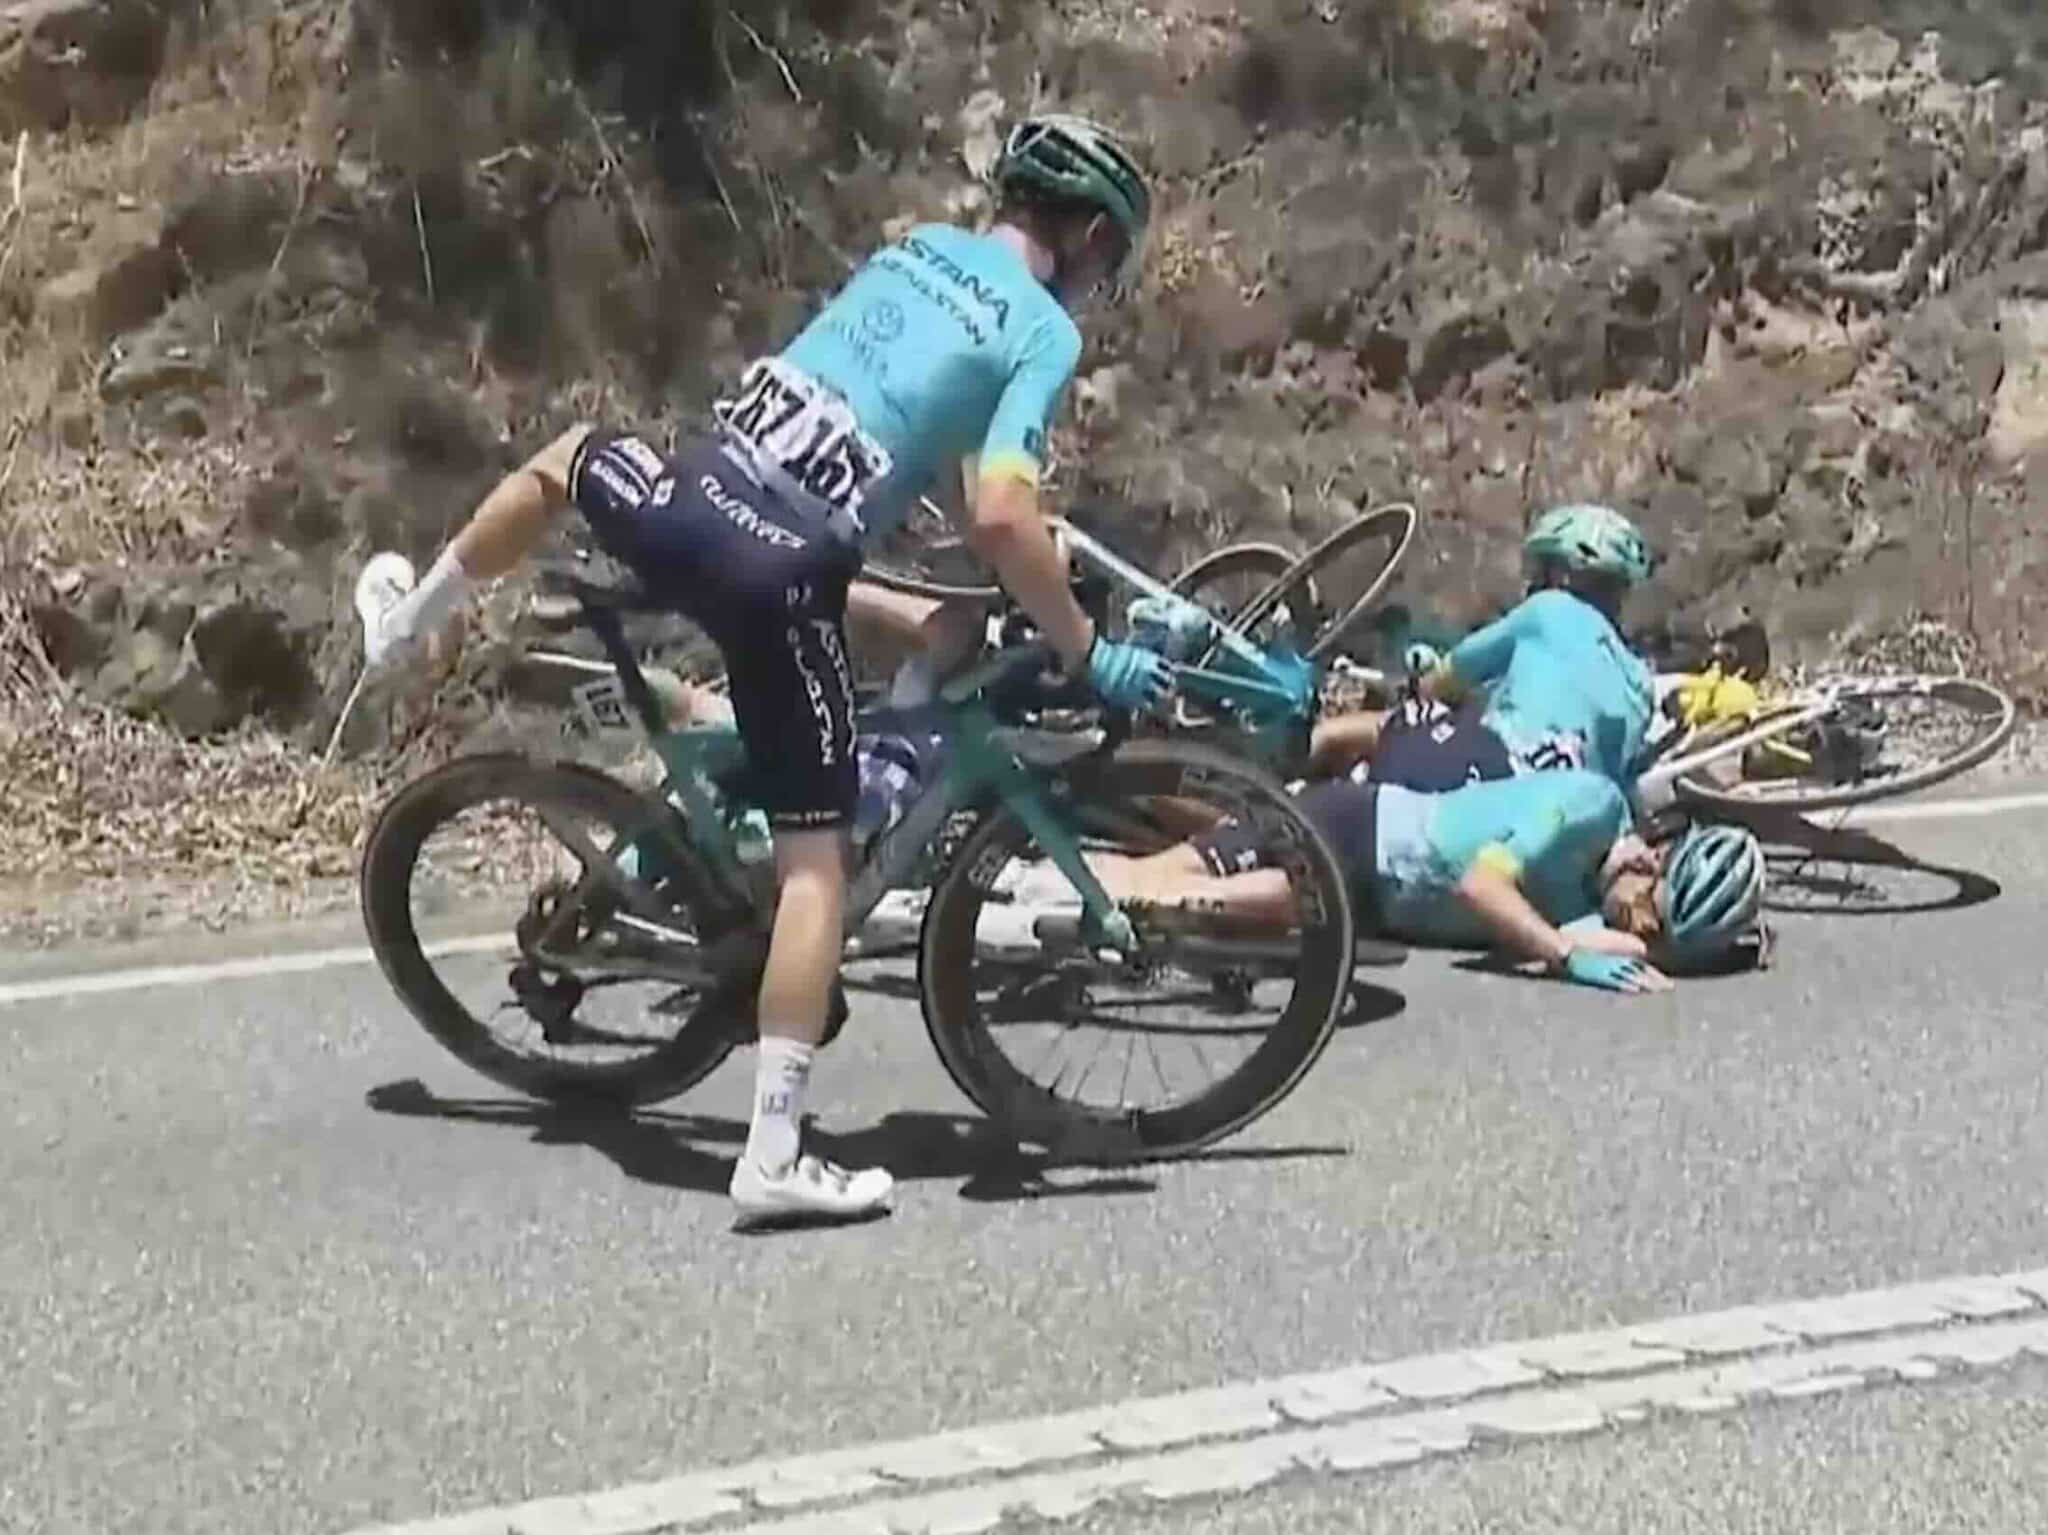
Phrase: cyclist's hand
[
  {"left": 1126, "top": 593, "right": 1215, "bottom": 661},
  {"left": 1085, "top": 633, "right": 1174, "bottom": 713},
  {"left": 1562, "top": 948, "right": 1672, "bottom": 995}
]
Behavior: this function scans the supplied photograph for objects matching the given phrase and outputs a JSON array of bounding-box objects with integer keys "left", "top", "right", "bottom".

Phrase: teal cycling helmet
[
  {"left": 1658, "top": 822, "right": 1765, "bottom": 971},
  {"left": 993, "top": 114, "right": 1151, "bottom": 272},
  {"left": 1524, "top": 503, "right": 1654, "bottom": 586}
]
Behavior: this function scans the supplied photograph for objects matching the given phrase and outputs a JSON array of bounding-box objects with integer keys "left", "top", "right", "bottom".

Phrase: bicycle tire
[
  {"left": 1672, "top": 674, "right": 2018, "bottom": 814},
  {"left": 1168, "top": 542, "right": 1306, "bottom": 612},
  {"left": 1217, "top": 503, "right": 1419, "bottom": 663},
  {"left": 360, "top": 753, "right": 739, "bottom": 1107},
  {"left": 917, "top": 737, "right": 1356, "bottom": 1163}
]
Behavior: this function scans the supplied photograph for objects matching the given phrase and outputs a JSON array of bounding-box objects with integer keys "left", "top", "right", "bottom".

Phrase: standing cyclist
[{"left": 354, "top": 116, "right": 1167, "bottom": 1228}]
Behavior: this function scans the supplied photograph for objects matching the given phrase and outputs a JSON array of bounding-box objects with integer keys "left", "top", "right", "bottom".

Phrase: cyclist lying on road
[{"left": 1083, "top": 768, "right": 1768, "bottom": 994}]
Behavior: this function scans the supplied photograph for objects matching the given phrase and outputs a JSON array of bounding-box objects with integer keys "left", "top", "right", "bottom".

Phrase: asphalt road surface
[{"left": 5, "top": 787, "right": 2048, "bottom": 1534}]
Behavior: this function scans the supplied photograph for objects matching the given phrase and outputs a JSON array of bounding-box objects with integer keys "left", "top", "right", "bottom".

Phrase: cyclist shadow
[{"left": 364, "top": 1079, "right": 1349, "bottom": 1208}]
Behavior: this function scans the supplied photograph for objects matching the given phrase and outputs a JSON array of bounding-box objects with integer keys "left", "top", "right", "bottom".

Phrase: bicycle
[
  {"left": 855, "top": 498, "right": 1417, "bottom": 757},
  {"left": 1635, "top": 660, "right": 2018, "bottom": 816},
  {"left": 359, "top": 572, "right": 1360, "bottom": 1164},
  {"left": 861, "top": 498, "right": 1415, "bottom": 659}
]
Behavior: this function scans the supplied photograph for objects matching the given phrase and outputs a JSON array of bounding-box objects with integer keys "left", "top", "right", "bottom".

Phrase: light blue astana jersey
[
  {"left": 1444, "top": 589, "right": 1654, "bottom": 789},
  {"left": 1372, "top": 770, "right": 1632, "bottom": 947},
  {"left": 774, "top": 224, "right": 1081, "bottom": 543}
]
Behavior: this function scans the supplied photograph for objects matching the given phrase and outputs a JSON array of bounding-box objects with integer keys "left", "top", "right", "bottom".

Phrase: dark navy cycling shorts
[
  {"left": 568, "top": 428, "right": 861, "bottom": 830},
  {"left": 1194, "top": 780, "right": 1383, "bottom": 927},
  {"left": 1357, "top": 695, "right": 1512, "bottom": 793}
]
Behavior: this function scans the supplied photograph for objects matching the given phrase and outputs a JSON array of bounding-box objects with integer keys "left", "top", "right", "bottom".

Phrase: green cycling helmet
[
  {"left": 993, "top": 113, "right": 1151, "bottom": 269},
  {"left": 1658, "top": 823, "right": 1765, "bottom": 971},
  {"left": 1524, "top": 503, "right": 1654, "bottom": 586}
]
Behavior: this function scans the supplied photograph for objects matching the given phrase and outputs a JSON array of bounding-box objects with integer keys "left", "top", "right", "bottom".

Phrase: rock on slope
[{"left": 3, "top": 0, "right": 2047, "bottom": 758}]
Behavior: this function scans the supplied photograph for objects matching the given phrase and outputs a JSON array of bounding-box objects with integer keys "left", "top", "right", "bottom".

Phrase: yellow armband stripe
[
  {"left": 1472, "top": 843, "right": 1522, "bottom": 882},
  {"left": 978, "top": 451, "right": 1042, "bottom": 489}
]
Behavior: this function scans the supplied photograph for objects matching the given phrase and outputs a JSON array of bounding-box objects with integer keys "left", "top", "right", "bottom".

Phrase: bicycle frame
[
  {"left": 1635, "top": 675, "right": 1834, "bottom": 814},
  {"left": 560, "top": 576, "right": 1318, "bottom": 954}
]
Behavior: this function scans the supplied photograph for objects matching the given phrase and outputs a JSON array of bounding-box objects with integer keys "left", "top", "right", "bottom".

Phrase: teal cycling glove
[{"left": 1085, "top": 633, "right": 1174, "bottom": 712}]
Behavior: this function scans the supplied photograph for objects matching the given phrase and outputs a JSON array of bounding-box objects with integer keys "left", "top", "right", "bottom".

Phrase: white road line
[
  {"left": 341, "top": 1264, "right": 2048, "bottom": 1535},
  {"left": 0, "top": 934, "right": 512, "bottom": 1008}
]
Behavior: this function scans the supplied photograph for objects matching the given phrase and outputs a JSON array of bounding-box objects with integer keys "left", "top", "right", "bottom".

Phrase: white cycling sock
[
  {"left": 393, "top": 546, "right": 474, "bottom": 642},
  {"left": 743, "top": 1035, "right": 815, "bottom": 1174}
]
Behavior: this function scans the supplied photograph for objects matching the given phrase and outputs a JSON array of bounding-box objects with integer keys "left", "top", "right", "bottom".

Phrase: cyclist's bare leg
[
  {"left": 742, "top": 825, "right": 850, "bottom": 1171},
  {"left": 365, "top": 426, "right": 590, "bottom": 661},
  {"left": 450, "top": 427, "right": 590, "bottom": 577},
  {"left": 1079, "top": 846, "right": 1298, "bottom": 926},
  {"left": 847, "top": 580, "right": 987, "bottom": 695},
  {"left": 1307, "top": 708, "right": 1388, "bottom": 778}
]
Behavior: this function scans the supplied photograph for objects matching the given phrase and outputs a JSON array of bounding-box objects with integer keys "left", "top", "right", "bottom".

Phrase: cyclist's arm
[
  {"left": 1447, "top": 772, "right": 1631, "bottom": 970},
  {"left": 963, "top": 322, "right": 1094, "bottom": 670},
  {"left": 967, "top": 478, "right": 1091, "bottom": 666},
  {"left": 1425, "top": 600, "right": 1535, "bottom": 702},
  {"left": 1454, "top": 857, "right": 1574, "bottom": 970}
]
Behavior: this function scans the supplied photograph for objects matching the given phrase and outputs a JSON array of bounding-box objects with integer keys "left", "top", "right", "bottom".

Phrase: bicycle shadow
[
  {"left": 1723, "top": 807, "right": 2003, "bottom": 918},
  {"left": 363, "top": 1079, "right": 1349, "bottom": 1207},
  {"left": 844, "top": 969, "right": 1408, "bottom": 1033}
]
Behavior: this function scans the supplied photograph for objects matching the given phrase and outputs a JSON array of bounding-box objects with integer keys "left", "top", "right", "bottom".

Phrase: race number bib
[
  {"left": 712, "top": 357, "right": 893, "bottom": 525},
  {"left": 1518, "top": 729, "right": 1589, "bottom": 774}
]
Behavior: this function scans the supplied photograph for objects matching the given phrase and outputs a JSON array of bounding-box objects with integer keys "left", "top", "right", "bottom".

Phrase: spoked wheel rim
[
  {"left": 1214, "top": 503, "right": 1419, "bottom": 664},
  {"left": 1674, "top": 675, "right": 2018, "bottom": 813},
  {"left": 919, "top": 741, "right": 1354, "bottom": 1162},
  {"left": 361, "top": 757, "right": 741, "bottom": 1104}
]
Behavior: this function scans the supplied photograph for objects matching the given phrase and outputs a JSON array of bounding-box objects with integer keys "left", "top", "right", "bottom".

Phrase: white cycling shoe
[
  {"left": 729, "top": 1153, "right": 894, "bottom": 1230},
  {"left": 355, "top": 552, "right": 418, "bottom": 669}
]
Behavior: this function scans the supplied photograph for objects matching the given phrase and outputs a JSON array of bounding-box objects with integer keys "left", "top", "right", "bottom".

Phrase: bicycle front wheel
[
  {"left": 1673, "top": 674, "right": 2018, "bottom": 813},
  {"left": 1169, "top": 541, "right": 1305, "bottom": 618},
  {"left": 1217, "top": 502, "right": 1418, "bottom": 663},
  {"left": 917, "top": 738, "right": 1356, "bottom": 1162}
]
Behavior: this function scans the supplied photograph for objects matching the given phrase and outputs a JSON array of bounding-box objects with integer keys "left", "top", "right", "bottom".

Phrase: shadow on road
[
  {"left": 1716, "top": 809, "right": 2002, "bottom": 918},
  {"left": 364, "top": 1080, "right": 1349, "bottom": 1206}
]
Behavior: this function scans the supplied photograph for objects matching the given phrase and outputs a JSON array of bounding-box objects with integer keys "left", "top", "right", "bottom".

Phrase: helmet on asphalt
[
  {"left": 1524, "top": 503, "right": 1654, "bottom": 587},
  {"left": 993, "top": 114, "right": 1151, "bottom": 272},
  {"left": 1658, "top": 822, "right": 1765, "bottom": 970}
]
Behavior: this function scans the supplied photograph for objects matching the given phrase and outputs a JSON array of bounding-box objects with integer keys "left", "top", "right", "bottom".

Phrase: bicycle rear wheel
[
  {"left": 1672, "top": 674, "right": 2018, "bottom": 813},
  {"left": 1209, "top": 503, "right": 1418, "bottom": 664},
  {"left": 918, "top": 738, "right": 1356, "bottom": 1163},
  {"left": 360, "top": 754, "right": 743, "bottom": 1106}
]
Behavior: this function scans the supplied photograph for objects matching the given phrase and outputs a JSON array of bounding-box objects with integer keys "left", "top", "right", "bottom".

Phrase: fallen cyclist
[
  {"left": 1082, "top": 767, "right": 1768, "bottom": 995},
  {"left": 354, "top": 114, "right": 1168, "bottom": 1228},
  {"left": 1305, "top": 502, "right": 1658, "bottom": 798}
]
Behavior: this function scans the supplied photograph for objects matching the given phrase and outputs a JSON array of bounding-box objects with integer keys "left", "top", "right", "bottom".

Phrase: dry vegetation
[{"left": 2, "top": 0, "right": 2046, "bottom": 944}]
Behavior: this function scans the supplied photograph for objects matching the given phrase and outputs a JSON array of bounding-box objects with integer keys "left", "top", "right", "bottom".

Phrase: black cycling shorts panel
[
  {"left": 569, "top": 428, "right": 861, "bottom": 829},
  {"left": 1193, "top": 781, "right": 1382, "bottom": 927},
  {"left": 1365, "top": 695, "right": 1513, "bottom": 793}
]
